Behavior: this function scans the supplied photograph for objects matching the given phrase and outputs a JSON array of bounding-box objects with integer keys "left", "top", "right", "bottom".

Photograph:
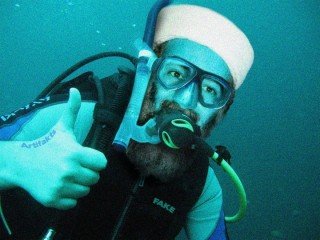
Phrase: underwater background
[{"left": 0, "top": 0, "right": 319, "bottom": 239}]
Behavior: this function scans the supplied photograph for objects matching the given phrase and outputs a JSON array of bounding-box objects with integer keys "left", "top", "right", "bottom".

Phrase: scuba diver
[{"left": 0, "top": 1, "right": 254, "bottom": 240}]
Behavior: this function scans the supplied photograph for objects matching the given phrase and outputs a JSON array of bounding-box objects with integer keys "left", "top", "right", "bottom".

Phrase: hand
[{"left": 12, "top": 88, "right": 107, "bottom": 210}]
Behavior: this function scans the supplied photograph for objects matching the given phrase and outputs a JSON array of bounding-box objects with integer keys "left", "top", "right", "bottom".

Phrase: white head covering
[{"left": 154, "top": 4, "right": 254, "bottom": 89}]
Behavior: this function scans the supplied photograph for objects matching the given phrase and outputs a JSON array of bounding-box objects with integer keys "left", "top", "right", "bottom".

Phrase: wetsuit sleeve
[{"left": 184, "top": 167, "right": 228, "bottom": 240}]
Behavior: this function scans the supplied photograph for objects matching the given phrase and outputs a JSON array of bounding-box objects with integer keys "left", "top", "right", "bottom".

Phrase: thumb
[{"left": 59, "top": 88, "right": 82, "bottom": 132}]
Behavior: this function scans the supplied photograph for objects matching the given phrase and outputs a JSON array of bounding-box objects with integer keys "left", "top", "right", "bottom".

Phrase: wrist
[{"left": 0, "top": 141, "right": 27, "bottom": 189}]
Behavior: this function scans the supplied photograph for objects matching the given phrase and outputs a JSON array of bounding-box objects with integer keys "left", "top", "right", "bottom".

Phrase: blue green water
[{"left": 1, "top": 1, "right": 319, "bottom": 239}]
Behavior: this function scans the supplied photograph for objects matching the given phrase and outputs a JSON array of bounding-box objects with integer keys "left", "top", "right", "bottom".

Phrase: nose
[{"left": 173, "top": 82, "right": 198, "bottom": 109}]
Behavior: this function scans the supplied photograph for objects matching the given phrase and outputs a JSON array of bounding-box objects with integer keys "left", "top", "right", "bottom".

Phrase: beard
[
  {"left": 126, "top": 78, "right": 220, "bottom": 183},
  {"left": 126, "top": 140, "right": 195, "bottom": 183}
]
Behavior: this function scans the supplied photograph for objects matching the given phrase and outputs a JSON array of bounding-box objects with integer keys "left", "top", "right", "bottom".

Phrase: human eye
[
  {"left": 203, "top": 85, "right": 217, "bottom": 95},
  {"left": 168, "top": 70, "right": 184, "bottom": 80},
  {"left": 164, "top": 64, "right": 189, "bottom": 82},
  {"left": 202, "top": 85, "right": 219, "bottom": 100},
  {"left": 158, "top": 59, "right": 193, "bottom": 88},
  {"left": 201, "top": 80, "right": 222, "bottom": 99}
]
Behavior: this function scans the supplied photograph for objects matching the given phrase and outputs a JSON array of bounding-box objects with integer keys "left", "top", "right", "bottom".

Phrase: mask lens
[
  {"left": 201, "top": 75, "right": 231, "bottom": 108},
  {"left": 157, "top": 58, "right": 196, "bottom": 89}
]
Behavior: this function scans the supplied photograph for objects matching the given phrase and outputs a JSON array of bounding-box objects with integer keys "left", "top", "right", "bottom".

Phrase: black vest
[
  {"left": 0, "top": 71, "right": 209, "bottom": 239},
  {"left": 70, "top": 148, "right": 209, "bottom": 240}
]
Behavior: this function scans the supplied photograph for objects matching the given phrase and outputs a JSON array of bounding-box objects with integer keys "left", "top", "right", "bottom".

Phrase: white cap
[{"left": 154, "top": 4, "right": 254, "bottom": 89}]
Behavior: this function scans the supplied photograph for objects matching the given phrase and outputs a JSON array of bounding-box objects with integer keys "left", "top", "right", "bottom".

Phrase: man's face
[
  {"left": 139, "top": 60, "right": 232, "bottom": 136},
  {"left": 150, "top": 39, "right": 233, "bottom": 133}
]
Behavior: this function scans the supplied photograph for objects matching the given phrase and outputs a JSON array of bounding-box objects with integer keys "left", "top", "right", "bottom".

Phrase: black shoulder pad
[{"left": 48, "top": 71, "right": 97, "bottom": 98}]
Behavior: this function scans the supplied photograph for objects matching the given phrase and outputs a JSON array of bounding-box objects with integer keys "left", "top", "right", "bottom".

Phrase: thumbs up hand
[{"left": 13, "top": 88, "right": 107, "bottom": 210}]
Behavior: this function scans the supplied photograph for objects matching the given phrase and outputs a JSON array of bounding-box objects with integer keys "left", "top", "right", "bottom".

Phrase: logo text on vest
[{"left": 153, "top": 197, "right": 176, "bottom": 214}]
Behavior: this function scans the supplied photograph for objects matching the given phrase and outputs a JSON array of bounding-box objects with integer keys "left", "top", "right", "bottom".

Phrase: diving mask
[{"left": 153, "top": 57, "right": 234, "bottom": 109}]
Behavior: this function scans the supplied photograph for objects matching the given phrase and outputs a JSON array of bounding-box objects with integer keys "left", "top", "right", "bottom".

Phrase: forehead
[{"left": 161, "top": 38, "right": 232, "bottom": 81}]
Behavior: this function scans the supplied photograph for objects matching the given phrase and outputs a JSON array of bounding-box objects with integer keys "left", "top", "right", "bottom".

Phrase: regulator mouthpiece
[{"left": 156, "top": 110, "right": 200, "bottom": 149}]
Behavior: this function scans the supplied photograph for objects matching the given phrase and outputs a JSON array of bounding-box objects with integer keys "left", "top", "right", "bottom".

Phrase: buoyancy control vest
[{"left": 0, "top": 66, "right": 209, "bottom": 240}]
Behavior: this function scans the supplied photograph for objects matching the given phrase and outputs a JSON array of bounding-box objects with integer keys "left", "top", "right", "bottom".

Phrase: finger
[
  {"left": 59, "top": 88, "right": 82, "bottom": 132},
  {"left": 79, "top": 147, "right": 107, "bottom": 171},
  {"left": 71, "top": 168, "right": 100, "bottom": 186},
  {"left": 55, "top": 198, "right": 78, "bottom": 210},
  {"left": 60, "top": 184, "right": 91, "bottom": 199}
]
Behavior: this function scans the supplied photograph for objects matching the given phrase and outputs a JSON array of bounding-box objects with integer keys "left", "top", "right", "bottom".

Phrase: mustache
[{"left": 148, "top": 100, "right": 199, "bottom": 123}]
